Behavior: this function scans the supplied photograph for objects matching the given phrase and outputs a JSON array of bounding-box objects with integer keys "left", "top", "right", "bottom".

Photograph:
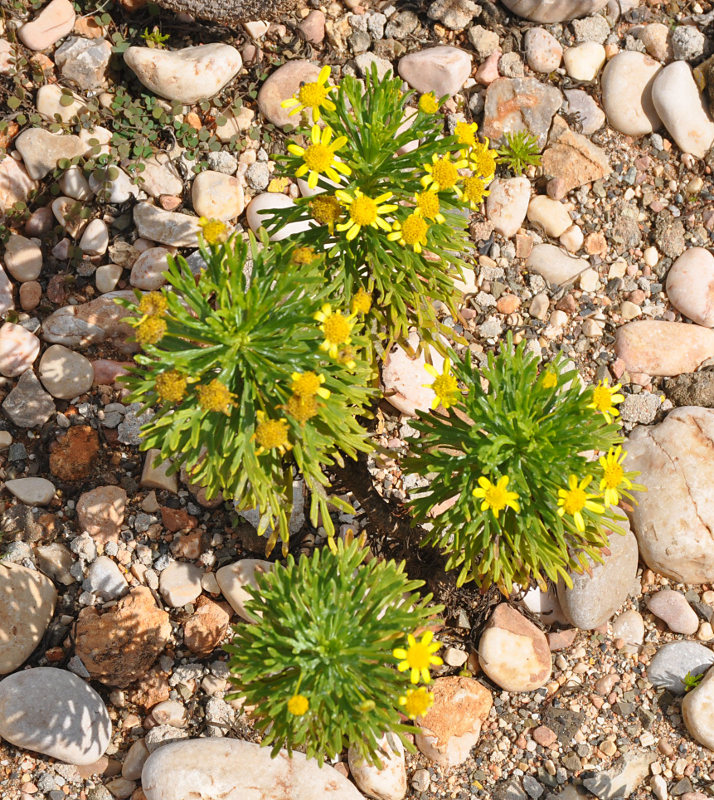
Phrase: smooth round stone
[
  {"left": 133, "top": 203, "right": 200, "bottom": 248},
  {"left": 191, "top": 170, "right": 245, "bottom": 221},
  {"left": 123, "top": 44, "right": 242, "bottom": 104},
  {"left": 0, "top": 668, "right": 111, "bottom": 764},
  {"left": 257, "top": 60, "right": 321, "bottom": 127},
  {"left": 0, "top": 155, "right": 36, "bottom": 213},
  {"left": 527, "top": 195, "right": 572, "bottom": 237},
  {"left": 58, "top": 166, "right": 92, "bottom": 201},
  {"left": 615, "top": 320, "right": 714, "bottom": 376},
  {"left": 563, "top": 42, "right": 606, "bottom": 81},
  {"left": 0, "top": 322, "right": 40, "bottom": 377},
  {"left": 683, "top": 667, "right": 714, "bottom": 750},
  {"left": 159, "top": 562, "right": 203, "bottom": 608},
  {"left": 134, "top": 155, "right": 183, "bottom": 199},
  {"left": 36, "top": 83, "right": 88, "bottom": 124},
  {"left": 130, "top": 247, "right": 170, "bottom": 290},
  {"left": 520, "top": 584, "right": 568, "bottom": 625},
  {"left": 14, "top": 128, "right": 87, "bottom": 181},
  {"left": 398, "top": 46, "right": 472, "bottom": 96},
  {"left": 24, "top": 206, "right": 54, "bottom": 237},
  {"left": 18, "top": 0, "right": 75, "bottom": 51},
  {"left": 19, "top": 281, "right": 42, "bottom": 312},
  {"left": 4, "top": 477, "right": 56, "bottom": 505},
  {"left": 4, "top": 233, "right": 42, "bottom": 282},
  {"left": 54, "top": 35, "right": 112, "bottom": 91},
  {"left": 524, "top": 28, "right": 563, "bottom": 73},
  {"left": 648, "top": 641, "right": 714, "bottom": 695},
  {"left": 485, "top": 177, "right": 531, "bottom": 238},
  {"left": 79, "top": 218, "right": 109, "bottom": 256},
  {"left": 651, "top": 61, "right": 714, "bottom": 159},
  {"left": 39, "top": 344, "right": 94, "bottom": 400},
  {"left": 348, "top": 735, "right": 406, "bottom": 800},
  {"left": 563, "top": 89, "right": 605, "bottom": 134},
  {"left": 500, "top": 0, "right": 608, "bottom": 22},
  {"left": 611, "top": 609, "right": 644, "bottom": 646},
  {"left": 647, "top": 589, "right": 699, "bottom": 635},
  {"left": 600, "top": 51, "right": 662, "bottom": 137},
  {"left": 52, "top": 196, "right": 88, "bottom": 239},
  {"left": 84, "top": 556, "right": 128, "bottom": 601},
  {"left": 245, "top": 193, "right": 312, "bottom": 241},
  {"left": 216, "top": 559, "right": 273, "bottom": 622},
  {"left": 666, "top": 248, "right": 714, "bottom": 327},
  {"left": 381, "top": 330, "right": 444, "bottom": 417},
  {"left": 142, "top": 739, "right": 364, "bottom": 800},
  {"left": 96, "top": 263, "right": 123, "bottom": 294},
  {"left": 89, "top": 166, "right": 138, "bottom": 204},
  {"left": 0, "top": 563, "right": 57, "bottom": 674},
  {"left": 526, "top": 243, "right": 589, "bottom": 286}
]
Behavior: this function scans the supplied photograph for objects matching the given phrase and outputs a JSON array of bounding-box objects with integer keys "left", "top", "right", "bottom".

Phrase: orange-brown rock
[
  {"left": 126, "top": 668, "right": 171, "bottom": 710},
  {"left": 183, "top": 596, "right": 231, "bottom": 655},
  {"left": 74, "top": 587, "right": 171, "bottom": 687},
  {"left": 49, "top": 425, "right": 100, "bottom": 481},
  {"left": 162, "top": 506, "right": 197, "bottom": 533}
]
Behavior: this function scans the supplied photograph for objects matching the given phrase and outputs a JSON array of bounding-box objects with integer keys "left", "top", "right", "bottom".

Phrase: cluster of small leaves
[
  {"left": 684, "top": 671, "right": 704, "bottom": 692},
  {"left": 405, "top": 336, "right": 633, "bottom": 593},
  {"left": 225, "top": 539, "right": 442, "bottom": 766},
  {"left": 119, "top": 232, "right": 375, "bottom": 552},
  {"left": 496, "top": 131, "right": 542, "bottom": 176}
]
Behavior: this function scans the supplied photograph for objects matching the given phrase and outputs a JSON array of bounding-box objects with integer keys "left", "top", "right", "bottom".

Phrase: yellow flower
[
  {"left": 138, "top": 291, "right": 167, "bottom": 317},
  {"left": 291, "top": 246, "right": 318, "bottom": 265},
  {"left": 314, "top": 303, "right": 354, "bottom": 358},
  {"left": 454, "top": 121, "right": 478, "bottom": 150},
  {"left": 587, "top": 380, "right": 625, "bottom": 424},
  {"left": 135, "top": 315, "right": 166, "bottom": 346},
  {"left": 286, "top": 393, "right": 318, "bottom": 424},
  {"left": 388, "top": 212, "right": 430, "bottom": 253},
  {"left": 309, "top": 194, "right": 343, "bottom": 232},
  {"left": 462, "top": 175, "right": 490, "bottom": 210},
  {"left": 254, "top": 410, "right": 291, "bottom": 456},
  {"left": 291, "top": 371, "right": 330, "bottom": 399},
  {"left": 281, "top": 65, "right": 336, "bottom": 123},
  {"left": 470, "top": 140, "right": 498, "bottom": 181},
  {"left": 422, "top": 153, "right": 468, "bottom": 195},
  {"left": 198, "top": 216, "right": 228, "bottom": 245},
  {"left": 287, "top": 125, "right": 351, "bottom": 190},
  {"left": 472, "top": 475, "right": 520, "bottom": 519},
  {"left": 598, "top": 446, "right": 632, "bottom": 508},
  {"left": 287, "top": 694, "right": 309, "bottom": 715},
  {"left": 557, "top": 474, "right": 604, "bottom": 532},
  {"left": 418, "top": 92, "right": 439, "bottom": 114},
  {"left": 423, "top": 358, "right": 460, "bottom": 409},
  {"left": 197, "top": 378, "right": 234, "bottom": 414},
  {"left": 155, "top": 370, "right": 187, "bottom": 403},
  {"left": 541, "top": 367, "right": 558, "bottom": 389},
  {"left": 335, "top": 344, "right": 357, "bottom": 370},
  {"left": 399, "top": 687, "right": 434, "bottom": 720},
  {"left": 393, "top": 631, "right": 442, "bottom": 685},
  {"left": 335, "top": 189, "right": 397, "bottom": 241},
  {"left": 351, "top": 288, "right": 372, "bottom": 315},
  {"left": 414, "top": 190, "right": 445, "bottom": 224}
]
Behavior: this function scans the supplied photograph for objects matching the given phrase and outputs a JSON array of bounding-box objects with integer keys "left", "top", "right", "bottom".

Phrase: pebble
[
  {"left": 191, "top": 170, "right": 245, "bottom": 221},
  {"left": 0, "top": 562, "right": 56, "bottom": 674},
  {"left": 141, "top": 449, "right": 178, "bottom": 493},
  {"left": 96, "top": 263, "right": 123, "bottom": 293},
  {"left": 245, "top": 192, "right": 312, "bottom": 241},
  {"left": 215, "top": 106, "right": 255, "bottom": 141},
  {"left": 478, "top": 604, "right": 551, "bottom": 691},
  {"left": 611, "top": 610, "right": 644, "bottom": 647},
  {"left": 133, "top": 154, "right": 183, "bottom": 198},
  {"left": 5, "top": 477, "right": 56, "bottom": 505},
  {"left": 42, "top": 290, "right": 137, "bottom": 351},
  {"left": 122, "top": 739, "right": 150, "bottom": 780},
  {"left": 415, "top": 676, "right": 492, "bottom": 767},
  {"left": 583, "top": 751, "right": 656, "bottom": 800},
  {"left": 428, "top": 0, "right": 478, "bottom": 29},
  {"left": 557, "top": 522, "right": 639, "bottom": 629},
  {"left": 59, "top": 166, "right": 92, "bottom": 201},
  {"left": 600, "top": 52, "right": 662, "bottom": 137},
  {"left": 89, "top": 166, "right": 138, "bottom": 204},
  {"left": 36, "top": 83, "right": 90, "bottom": 124},
  {"left": 38, "top": 344, "right": 94, "bottom": 400},
  {"left": 133, "top": 203, "right": 200, "bottom": 248},
  {"left": 499, "top": 0, "right": 607, "bottom": 22},
  {"left": 18, "top": 0, "right": 76, "bottom": 51},
  {"left": 141, "top": 739, "right": 364, "bottom": 800},
  {"left": 79, "top": 219, "right": 109, "bottom": 256},
  {"left": 54, "top": 35, "right": 112, "bottom": 90},
  {"left": 397, "top": 46, "right": 473, "bottom": 96},
  {"left": 124, "top": 43, "right": 242, "bottom": 103},
  {"left": 2, "top": 370, "right": 56, "bottom": 428},
  {"left": 526, "top": 243, "right": 589, "bottom": 286},
  {"left": 483, "top": 77, "right": 562, "bottom": 149},
  {"left": 0, "top": 156, "right": 37, "bottom": 214},
  {"left": 563, "top": 42, "right": 606, "bottom": 81},
  {"left": 257, "top": 60, "right": 322, "bottom": 127},
  {"left": 84, "top": 556, "right": 129, "bottom": 601},
  {"left": 15, "top": 128, "right": 88, "bottom": 181},
  {"left": 381, "top": 331, "right": 444, "bottom": 416},
  {"left": 159, "top": 562, "right": 203, "bottom": 608},
  {"left": 0, "top": 668, "right": 111, "bottom": 764},
  {"left": 0, "top": 322, "right": 40, "bottom": 377},
  {"left": 640, "top": 22, "right": 672, "bottom": 62},
  {"left": 348, "top": 734, "right": 406, "bottom": 800},
  {"left": 298, "top": 10, "right": 326, "bottom": 44},
  {"left": 615, "top": 320, "right": 714, "bottom": 376},
  {"left": 527, "top": 195, "right": 572, "bottom": 238},
  {"left": 524, "top": 28, "right": 563, "bottom": 73},
  {"left": 76, "top": 485, "right": 127, "bottom": 545},
  {"left": 184, "top": 596, "right": 231, "bottom": 655},
  {"left": 682, "top": 667, "right": 714, "bottom": 750},
  {"left": 647, "top": 590, "right": 700, "bottom": 635},
  {"left": 130, "top": 247, "right": 170, "bottom": 291},
  {"left": 563, "top": 89, "right": 606, "bottom": 135},
  {"left": 625, "top": 406, "right": 714, "bottom": 583},
  {"left": 485, "top": 177, "right": 531, "bottom": 238},
  {"left": 4, "top": 233, "right": 42, "bottom": 282},
  {"left": 150, "top": 700, "right": 187, "bottom": 728},
  {"left": 215, "top": 559, "right": 273, "bottom": 622},
  {"left": 671, "top": 24, "right": 706, "bottom": 62},
  {"left": 36, "top": 542, "right": 75, "bottom": 586}
]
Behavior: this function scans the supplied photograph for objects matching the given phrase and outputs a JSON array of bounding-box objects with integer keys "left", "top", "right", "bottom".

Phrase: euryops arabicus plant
[
  {"left": 406, "top": 335, "right": 642, "bottom": 593},
  {"left": 225, "top": 539, "right": 443, "bottom": 766},
  {"left": 120, "top": 226, "right": 374, "bottom": 553},
  {"left": 261, "top": 64, "right": 497, "bottom": 347}
]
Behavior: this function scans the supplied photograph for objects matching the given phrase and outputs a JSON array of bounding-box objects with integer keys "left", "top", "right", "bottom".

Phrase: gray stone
[
  {"left": 500, "top": 0, "right": 608, "bottom": 22},
  {"left": 647, "top": 641, "right": 714, "bottom": 695},
  {"left": 133, "top": 204, "right": 200, "bottom": 248},
  {"left": 54, "top": 36, "right": 112, "bottom": 90},
  {"left": 84, "top": 556, "right": 129, "bottom": 601},
  {"left": 0, "top": 667, "right": 111, "bottom": 765},
  {"left": 671, "top": 24, "right": 706, "bottom": 61},
  {"left": 582, "top": 751, "right": 656, "bottom": 799},
  {"left": 427, "top": 0, "right": 479, "bottom": 30},
  {"left": 526, "top": 244, "right": 589, "bottom": 286},
  {"left": 563, "top": 89, "right": 606, "bottom": 135},
  {"left": 482, "top": 77, "right": 562, "bottom": 149},
  {"left": 2, "top": 370, "right": 55, "bottom": 428}
]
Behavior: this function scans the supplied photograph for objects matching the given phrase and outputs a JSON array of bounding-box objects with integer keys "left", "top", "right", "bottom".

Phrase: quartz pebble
[
  {"left": 683, "top": 667, "right": 714, "bottom": 750},
  {"left": 130, "top": 247, "right": 170, "bottom": 291},
  {"left": 649, "top": 640, "right": 714, "bottom": 694},
  {"left": 191, "top": 170, "right": 245, "bottom": 221},
  {"left": 485, "top": 177, "right": 531, "bottom": 238},
  {"left": 600, "top": 52, "right": 662, "bottom": 137},
  {"left": 36, "top": 83, "right": 88, "bottom": 123},
  {"left": 398, "top": 46, "right": 473, "bottom": 96},
  {"left": 79, "top": 219, "right": 109, "bottom": 256},
  {"left": 76, "top": 485, "right": 127, "bottom": 545},
  {"left": 216, "top": 559, "right": 273, "bottom": 622},
  {"left": 15, "top": 129, "right": 88, "bottom": 181},
  {"left": 0, "top": 322, "right": 40, "bottom": 377},
  {"left": 133, "top": 203, "right": 200, "bottom": 248},
  {"left": 96, "top": 263, "right": 123, "bottom": 294},
  {"left": 381, "top": 330, "right": 444, "bottom": 416},
  {"left": 527, "top": 243, "right": 589, "bottom": 286},
  {"left": 4, "top": 233, "right": 42, "bottom": 282},
  {"left": 18, "top": 0, "right": 76, "bottom": 51},
  {"left": 257, "top": 60, "right": 322, "bottom": 127},
  {"left": 159, "top": 562, "right": 204, "bottom": 608},
  {"left": 245, "top": 193, "right": 312, "bottom": 241},
  {"left": 527, "top": 196, "right": 572, "bottom": 238},
  {"left": 615, "top": 320, "right": 714, "bottom": 376},
  {"left": 647, "top": 589, "right": 700, "bottom": 635},
  {"left": 524, "top": 28, "right": 563, "bottom": 73},
  {"left": 84, "top": 556, "right": 129, "bottom": 601},
  {"left": 499, "top": 0, "right": 608, "bottom": 22},
  {"left": 39, "top": 344, "right": 94, "bottom": 400},
  {"left": 483, "top": 77, "right": 562, "bottom": 149},
  {"left": 0, "top": 156, "right": 37, "bottom": 214},
  {"left": 4, "top": 477, "right": 56, "bottom": 505},
  {"left": 348, "top": 735, "right": 406, "bottom": 800},
  {"left": 563, "top": 41, "right": 606, "bottom": 81}
]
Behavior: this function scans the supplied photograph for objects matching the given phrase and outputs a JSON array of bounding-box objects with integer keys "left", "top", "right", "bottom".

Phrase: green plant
[
  {"left": 496, "top": 130, "right": 541, "bottom": 176},
  {"left": 263, "top": 66, "right": 498, "bottom": 350},
  {"left": 684, "top": 671, "right": 704, "bottom": 692},
  {"left": 404, "top": 335, "right": 642, "bottom": 592},
  {"left": 119, "top": 227, "right": 375, "bottom": 552},
  {"left": 225, "top": 539, "right": 443, "bottom": 766},
  {"left": 140, "top": 26, "right": 170, "bottom": 48}
]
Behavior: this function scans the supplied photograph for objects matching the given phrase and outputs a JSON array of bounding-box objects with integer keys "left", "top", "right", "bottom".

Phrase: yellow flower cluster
[{"left": 135, "top": 291, "right": 168, "bottom": 347}]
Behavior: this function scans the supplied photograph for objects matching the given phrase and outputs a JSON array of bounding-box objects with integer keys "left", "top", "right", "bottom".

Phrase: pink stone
[
  {"left": 92, "top": 359, "right": 131, "bottom": 385},
  {"left": 0, "top": 322, "right": 40, "bottom": 377},
  {"left": 0, "top": 156, "right": 37, "bottom": 214},
  {"left": 615, "top": 320, "right": 714, "bottom": 376},
  {"left": 381, "top": 331, "right": 445, "bottom": 417},
  {"left": 18, "top": 0, "right": 76, "bottom": 51},
  {"left": 19, "top": 281, "right": 42, "bottom": 312},
  {"left": 666, "top": 247, "right": 714, "bottom": 327},
  {"left": 475, "top": 51, "right": 501, "bottom": 85},
  {"left": 297, "top": 10, "right": 325, "bottom": 44}
]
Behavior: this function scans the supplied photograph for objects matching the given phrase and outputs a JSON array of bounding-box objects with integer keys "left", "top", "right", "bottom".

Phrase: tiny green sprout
[
  {"left": 496, "top": 130, "right": 542, "bottom": 176},
  {"left": 684, "top": 671, "right": 704, "bottom": 692},
  {"left": 141, "top": 27, "right": 170, "bottom": 48}
]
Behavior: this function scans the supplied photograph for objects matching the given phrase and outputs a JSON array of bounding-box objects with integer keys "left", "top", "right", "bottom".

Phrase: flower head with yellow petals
[
  {"left": 254, "top": 411, "right": 292, "bottom": 456},
  {"left": 197, "top": 378, "right": 234, "bottom": 414},
  {"left": 287, "top": 694, "right": 309, "bottom": 715},
  {"left": 418, "top": 92, "right": 439, "bottom": 114},
  {"left": 423, "top": 358, "right": 460, "bottom": 409},
  {"left": 138, "top": 291, "right": 167, "bottom": 317},
  {"left": 470, "top": 139, "right": 498, "bottom": 181},
  {"left": 281, "top": 65, "right": 336, "bottom": 123},
  {"left": 598, "top": 446, "right": 632, "bottom": 508},
  {"left": 309, "top": 194, "right": 343, "bottom": 232},
  {"left": 393, "top": 631, "right": 442, "bottom": 685},
  {"left": 472, "top": 475, "right": 520, "bottom": 519},
  {"left": 351, "top": 288, "right": 372, "bottom": 316},
  {"left": 540, "top": 367, "right": 558, "bottom": 389},
  {"left": 414, "top": 190, "right": 445, "bottom": 224},
  {"left": 388, "top": 212, "right": 430, "bottom": 253},
  {"left": 421, "top": 153, "right": 468, "bottom": 195},
  {"left": 399, "top": 687, "right": 434, "bottom": 720},
  {"left": 288, "top": 125, "right": 351, "bottom": 190},
  {"left": 587, "top": 380, "right": 625, "bottom": 424},
  {"left": 314, "top": 304, "right": 354, "bottom": 359},
  {"left": 557, "top": 474, "right": 604, "bottom": 532},
  {"left": 135, "top": 316, "right": 166, "bottom": 346},
  {"left": 454, "top": 121, "right": 479, "bottom": 152},
  {"left": 462, "top": 175, "right": 490, "bottom": 210},
  {"left": 335, "top": 189, "right": 397, "bottom": 241},
  {"left": 291, "top": 371, "right": 330, "bottom": 399},
  {"left": 198, "top": 217, "right": 228, "bottom": 246}
]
